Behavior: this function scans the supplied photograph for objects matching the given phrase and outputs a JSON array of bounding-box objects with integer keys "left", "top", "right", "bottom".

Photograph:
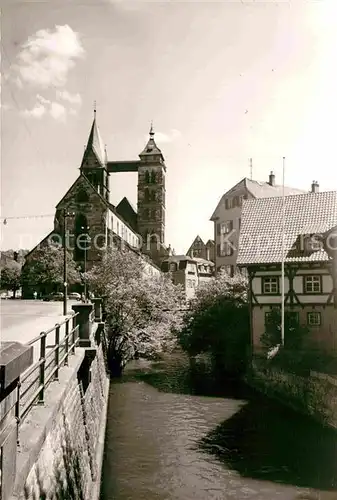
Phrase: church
[{"left": 22, "top": 110, "right": 171, "bottom": 297}]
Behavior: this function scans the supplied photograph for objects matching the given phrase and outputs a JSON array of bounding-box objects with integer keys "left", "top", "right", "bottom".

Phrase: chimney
[
  {"left": 311, "top": 180, "right": 319, "bottom": 193},
  {"left": 268, "top": 171, "right": 275, "bottom": 186}
]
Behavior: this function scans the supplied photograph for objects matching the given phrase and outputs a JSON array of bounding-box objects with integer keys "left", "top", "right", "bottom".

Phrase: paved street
[{"left": 0, "top": 299, "right": 77, "bottom": 345}]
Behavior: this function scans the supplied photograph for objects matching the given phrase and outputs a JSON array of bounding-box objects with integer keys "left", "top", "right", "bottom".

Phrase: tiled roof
[
  {"left": 245, "top": 178, "right": 305, "bottom": 198},
  {"left": 237, "top": 191, "right": 337, "bottom": 265},
  {"left": 210, "top": 177, "right": 306, "bottom": 220}
]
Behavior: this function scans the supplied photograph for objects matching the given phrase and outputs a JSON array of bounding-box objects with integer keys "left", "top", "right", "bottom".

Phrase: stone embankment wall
[
  {"left": 12, "top": 344, "right": 109, "bottom": 500},
  {"left": 246, "top": 362, "right": 337, "bottom": 430}
]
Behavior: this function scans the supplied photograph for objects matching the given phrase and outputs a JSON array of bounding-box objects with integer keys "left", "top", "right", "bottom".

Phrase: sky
[{"left": 1, "top": 0, "right": 337, "bottom": 253}]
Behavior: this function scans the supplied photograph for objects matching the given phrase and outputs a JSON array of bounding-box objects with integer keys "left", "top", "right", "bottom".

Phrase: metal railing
[{"left": 17, "top": 312, "right": 80, "bottom": 425}]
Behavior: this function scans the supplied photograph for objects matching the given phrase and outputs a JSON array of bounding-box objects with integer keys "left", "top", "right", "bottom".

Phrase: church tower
[
  {"left": 80, "top": 109, "right": 110, "bottom": 201},
  {"left": 137, "top": 124, "right": 166, "bottom": 254}
]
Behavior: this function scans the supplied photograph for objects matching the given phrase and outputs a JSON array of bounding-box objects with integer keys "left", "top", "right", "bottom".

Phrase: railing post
[
  {"left": 72, "top": 304, "right": 94, "bottom": 348},
  {"left": 65, "top": 319, "right": 69, "bottom": 366},
  {"left": 15, "top": 379, "right": 21, "bottom": 448},
  {"left": 0, "top": 342, "right": 33, "bottom": 500},
  {"left": 54, "top": 324, "right": 60, "bottom": 381},
  {"left": 92, "top": 298, "right": 103, "bottom": 322},
  {"left": 72, "top": 314, "right": 77, "bottom": 354},
  {"left": 39, "top": 333, "right": 46, "bottom": 405}
]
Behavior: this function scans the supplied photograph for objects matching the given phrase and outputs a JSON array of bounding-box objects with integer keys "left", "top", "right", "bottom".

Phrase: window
[
  {"left": 232, "top": 196, "right": 240, "bottom": 207},
  {"left": 265, "top": 312, "right": 274, "bottom": 325},
  {"left": 225, "top": 198, "right": 231, "bottom": 210},
  {"left": 239, "top": 218, "right": 241, "bottom": 229},
  {"left": 221, "top": 221, "right": 233, "bottom": 234},
  {"left": 111, "top": 216, "right": 114, "bottom": 230},
  {"left": 116, "top": 221, "right": 119, "bottom": 235},
  {"left": 145, "top": 171, "right": 150, "bottom": 183},
  {"left": 221, "top": 242, "right": 234, "bottom": 256},
  {"left": 144, "top": 189, "right": 150, "bottom": 202},
  {"left": 150, "top": 171, "right": 156, "bottom": 183},
  {"left": 262, "top": 277, "right": 279, "bottom": 294},
  {"left": 304, "top": 275, "right": 321, "bottom": 293},
  {"left": 285, "top": 311, "right": 299, "bottom": 328},
  {"left": 307, "top": 311, "right": 321, "bottom": 326},
  {"left": 223, "top": 266, "right": 232, "bottom": 276}
]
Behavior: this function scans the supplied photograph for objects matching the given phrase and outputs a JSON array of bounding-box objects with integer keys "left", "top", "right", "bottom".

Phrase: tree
[
  {"left": 87, "top": 248, "right": 184, "bottom": 376},
  {"left": 21, "top": 244, "right": 81, "bottom": 296},
  {"left": 260, "top": 308, "right": 309, "bottom": 351},
  {"left": 0, "top": 261, "right": 22, "bottom": 297},
  {"left": 178, "top": 271, "right": 250, "bottom": 377}
]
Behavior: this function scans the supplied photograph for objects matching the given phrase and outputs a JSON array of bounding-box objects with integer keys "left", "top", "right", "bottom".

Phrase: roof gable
[
  {"left": 237, "top": 191, "right": 337, "bottom": 265},
  {"left": 56, "top": 174, "right": 108, "bottom": 210},
  {"left": 210, "top": 178, "right": 246, "bottom": 220}
]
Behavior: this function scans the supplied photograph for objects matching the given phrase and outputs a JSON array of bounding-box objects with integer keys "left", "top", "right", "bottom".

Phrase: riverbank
[
  {"left": 101, "top": 354, "right": 337, "bottom": 499},
  {"left": 245, "top": 358, "right": 337, "bottom": 431}
]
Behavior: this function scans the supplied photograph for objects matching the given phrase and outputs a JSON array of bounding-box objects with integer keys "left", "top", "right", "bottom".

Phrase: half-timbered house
[{"left": 237, "top": 191, "right": 337, "bottom": 352}]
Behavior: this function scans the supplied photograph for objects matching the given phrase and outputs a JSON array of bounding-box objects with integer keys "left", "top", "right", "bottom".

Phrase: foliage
[
  {"left": 178, "top": 271, "right": 250, "bottom": 376},
  {"left": 87, "top": 248, "right": 185, "bottom": 375},
  {"left": 21, "top": 244, "right": 81, "bottom": 295},
  {"left": 260, "top": 308, "right": 309, "bottom": 351},
  {"left": 0, "top": 261, "right": 22, "bottom": 296}
]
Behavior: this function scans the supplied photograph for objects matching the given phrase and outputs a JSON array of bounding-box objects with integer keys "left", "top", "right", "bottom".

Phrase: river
[{"left": 100, "top": 355, "right": 337, "bottom": 500}]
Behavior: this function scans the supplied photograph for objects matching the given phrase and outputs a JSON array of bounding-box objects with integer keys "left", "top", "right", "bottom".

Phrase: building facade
[
  {"left": 237, "top": 191, "right": 337, "bottom": 352},
  {"left": 210, "top": 173, "right": 306, "bottom": 276},
  {"left": 161, "top": 254, "right": 214, "bottom": 300},
  {"left": 186, "top": 236, "right": 215, "bottom": 262},
  {"left": 22, "top": 113, "right": 168, "bottom": 298}
]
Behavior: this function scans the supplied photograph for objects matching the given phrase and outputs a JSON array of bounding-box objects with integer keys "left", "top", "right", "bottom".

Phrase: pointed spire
[
  {"left": 81, "top": 108, "right": 105, "bottom": 167},
  {"left": 139, "top": 121, "right": 164, "bottom": 160}
]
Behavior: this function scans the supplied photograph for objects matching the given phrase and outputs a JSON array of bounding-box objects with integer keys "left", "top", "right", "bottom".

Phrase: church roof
[
  {"left": 82, "top": 112, "right": 105, "bottom": 166},
  {"left": 139, "top": 124, "right": 165, "bottom": 160},
  {"left": 116, "top": 197, "right": 138, "bottom": 232}
]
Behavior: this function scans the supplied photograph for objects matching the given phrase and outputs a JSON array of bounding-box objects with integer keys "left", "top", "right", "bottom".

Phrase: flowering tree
[
  {"left": 21, "top": 245, "right": 81, "bottom": 297},
  {"left": 87, "top": 248, "right": 184, "bottom": 376},
  {"left": 178, "top": 271, "right": 250, "bottom": 377}
]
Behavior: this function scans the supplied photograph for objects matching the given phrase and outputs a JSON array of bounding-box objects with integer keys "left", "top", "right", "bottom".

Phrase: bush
[{"left": 178, "top": 271, "right": 250, "bottom": 377}]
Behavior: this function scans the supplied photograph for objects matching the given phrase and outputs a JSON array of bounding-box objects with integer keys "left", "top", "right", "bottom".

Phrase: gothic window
[
  {"left": 144, "top": 208, "right": 150, "bottom": 219},
  {"left": 150, "top": 171, "right": 156, "bottom": 183},
  {"left": 145, "top": 171, "right": 150, "bottom": 183},
  {"left": 76, "top": 188, "right": 89, "bottom": 203},
  {"left": 150, "top": 191, "right": 156, "bottom": 202},
  {"left": 144, "top": 189, "right": 150, "bottom": 202}
]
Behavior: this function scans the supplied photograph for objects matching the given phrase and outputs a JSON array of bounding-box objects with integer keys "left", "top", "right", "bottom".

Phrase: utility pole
[{"left": 281, "top": 157, "right": 285, "bottom": 346}]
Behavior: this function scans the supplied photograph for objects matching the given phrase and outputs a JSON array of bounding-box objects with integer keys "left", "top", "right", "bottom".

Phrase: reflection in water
[{"left": 100, "top": 357, "right": 337, "bottom": 500}]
